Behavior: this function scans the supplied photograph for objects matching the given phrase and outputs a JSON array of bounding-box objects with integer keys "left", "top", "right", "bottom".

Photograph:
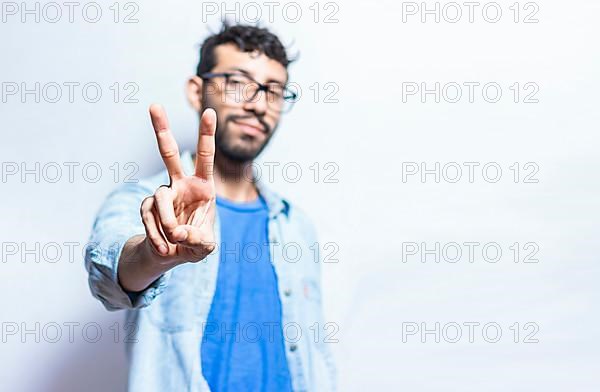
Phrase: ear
[{"left": 186, "top": 76, "right": 203, "bottom": 111}]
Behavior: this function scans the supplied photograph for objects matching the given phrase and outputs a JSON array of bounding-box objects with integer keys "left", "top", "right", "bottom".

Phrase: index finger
[
  {"left": 195, "top": 107, "right": 217, "bottom": 179},
  {"left": 149, "top": 104, "right": 184, "bottom": 179}
]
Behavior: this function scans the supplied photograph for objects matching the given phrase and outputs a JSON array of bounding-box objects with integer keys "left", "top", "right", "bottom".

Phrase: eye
[
  {"left": 228, "top": 73, "right": 253, "bottom": 85},
  {"left": 227, "top": 78, "right": 244, "bottom": 86},
  {"left": 268, "top": 90, "right": 283, "bottom": 99},
  {"left": 267, "top": 85, "right": 284, "bottom": 99}
]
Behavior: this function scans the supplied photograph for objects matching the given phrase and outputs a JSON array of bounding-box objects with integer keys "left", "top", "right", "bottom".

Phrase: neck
[{"left": 196, "top": 150, "right": 258, "bottom": 203}]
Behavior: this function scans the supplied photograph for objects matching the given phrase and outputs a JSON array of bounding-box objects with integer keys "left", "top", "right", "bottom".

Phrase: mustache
[{"left": 225, "top": 114, "right": 271, "bottom": 134}]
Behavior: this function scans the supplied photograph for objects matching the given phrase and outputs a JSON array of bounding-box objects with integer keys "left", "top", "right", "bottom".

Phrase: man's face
[{"left": 189, "top": 44, "right": 288, "bottom": 163}]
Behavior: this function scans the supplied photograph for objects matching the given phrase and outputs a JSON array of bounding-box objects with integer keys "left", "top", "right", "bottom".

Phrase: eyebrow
[{"left": 226, "top": 67, "right": 287, "bottom": 85}]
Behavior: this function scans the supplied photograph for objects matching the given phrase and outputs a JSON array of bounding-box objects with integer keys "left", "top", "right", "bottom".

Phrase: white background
[{"left": 1, "top": 0, "right": 599, "bottom": 390}]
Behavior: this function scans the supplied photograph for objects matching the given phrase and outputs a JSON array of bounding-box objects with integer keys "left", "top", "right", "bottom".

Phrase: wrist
[
  {"left": 118, "top": 235, "right": 179, "bottom": 293},
  {"left": 139, "top": 237, "right": 181, "bottom": 274}
]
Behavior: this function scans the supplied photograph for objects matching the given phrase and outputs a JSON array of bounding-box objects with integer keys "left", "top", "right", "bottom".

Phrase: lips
[{"left": 233, "top": 120, "right": 265, "bottom": 136}]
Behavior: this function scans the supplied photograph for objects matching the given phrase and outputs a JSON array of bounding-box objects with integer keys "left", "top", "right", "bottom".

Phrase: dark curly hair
[{"left": 196, "top": 22, "right": 293, "bottom": 76}]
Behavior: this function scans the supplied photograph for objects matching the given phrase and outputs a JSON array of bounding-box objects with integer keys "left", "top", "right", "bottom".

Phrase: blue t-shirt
[{"left": 201, "top": 195, "right": 292, "bottom": 392}]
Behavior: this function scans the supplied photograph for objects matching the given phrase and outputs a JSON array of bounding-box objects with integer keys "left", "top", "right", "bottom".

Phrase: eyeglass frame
[{"left": 198, "top": 71, "right": 298, "bottom": 113}]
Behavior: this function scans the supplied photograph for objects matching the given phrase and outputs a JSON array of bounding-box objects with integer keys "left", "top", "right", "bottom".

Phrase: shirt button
[
  {"left": 284, "top": 289, "right": 292, "bottom": 297},
  {"left": 289, "top": 344, "right": 298, "bottom": 352}
]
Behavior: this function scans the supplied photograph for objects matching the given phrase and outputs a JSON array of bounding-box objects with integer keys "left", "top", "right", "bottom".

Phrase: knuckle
[
  {"left": 160, "top": 148, "right": 179, "bottom": 160},
  {"left": 196, "top": 151, "right": 213, "bottom": 158},
  {"left": 140, "top": 197, "right": 154, "bottom": 215},
  {"left": 154, "top": 185, "right": 169, "bottom": 197},
  {"left": 205, "top": 242, "right": 216, "bottom": 253},
  {"left": 141, "top": 211, "right": 153, "bottom": 223},
  {"left": 161, "top": 219, "right": 177, "bottom": 230}
]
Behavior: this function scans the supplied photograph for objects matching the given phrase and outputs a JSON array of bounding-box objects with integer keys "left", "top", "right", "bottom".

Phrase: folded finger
[
  {"left": 154, "top": 186, "right": 186, "bottom": 243},
  {"left": 140, "top": 197, "right": 168, "bottom": 255}
]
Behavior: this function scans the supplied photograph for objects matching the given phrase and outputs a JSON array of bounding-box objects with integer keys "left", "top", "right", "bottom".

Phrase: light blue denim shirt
[{"left": 84, "top": 151, "right": 336, "bottom": 392}]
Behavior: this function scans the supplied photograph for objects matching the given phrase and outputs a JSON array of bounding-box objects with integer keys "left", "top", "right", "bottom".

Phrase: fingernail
[{"left": 158, "top": 244, "right": 168, "bottom": 255}]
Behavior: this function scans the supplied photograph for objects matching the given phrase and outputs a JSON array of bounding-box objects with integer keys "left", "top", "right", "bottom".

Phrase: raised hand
[{"left": 140, "top": 104, "right": 217, "bottom": 263}]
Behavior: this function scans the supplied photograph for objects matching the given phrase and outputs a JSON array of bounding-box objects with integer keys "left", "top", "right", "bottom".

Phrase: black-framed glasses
[{"left": 199, "top": 72, "right": 298, "bottom": 113}]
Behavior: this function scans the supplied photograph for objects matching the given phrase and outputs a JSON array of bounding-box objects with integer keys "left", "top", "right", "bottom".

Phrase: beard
[{"left": 215, "top": 113, "right": 275, "bottom": 163}]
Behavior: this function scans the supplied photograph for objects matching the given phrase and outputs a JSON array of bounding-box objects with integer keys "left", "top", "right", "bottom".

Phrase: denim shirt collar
[{"left": 181, "top": 150, "right": 289, "bottom": 219}]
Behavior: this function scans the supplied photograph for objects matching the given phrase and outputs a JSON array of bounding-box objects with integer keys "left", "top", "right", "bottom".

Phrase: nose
[{"left": 243, "top": 89, "right": 268, "bottom": 116}]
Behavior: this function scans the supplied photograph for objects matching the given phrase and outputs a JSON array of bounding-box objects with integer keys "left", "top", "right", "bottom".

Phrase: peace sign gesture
[{"left": 140, "top": 104, "right": 217, "bottom": 263}]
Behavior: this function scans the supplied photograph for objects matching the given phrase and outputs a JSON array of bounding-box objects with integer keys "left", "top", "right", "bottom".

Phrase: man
[{"left": 85, "top": 23, "right": 336, "bottom": 391}]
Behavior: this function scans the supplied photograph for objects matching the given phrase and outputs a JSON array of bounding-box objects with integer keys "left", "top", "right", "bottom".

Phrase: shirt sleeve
[{"left": 84, "top": 181, "right": 171, "bottom": 311}]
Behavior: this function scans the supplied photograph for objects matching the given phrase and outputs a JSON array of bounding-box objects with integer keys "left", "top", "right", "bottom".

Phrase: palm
[
  {"left": 161, "top": 173, "right": 215, "bottom": 258},
  {"left": 173, "top": 176, "right": 214, "bottom": 225}
]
